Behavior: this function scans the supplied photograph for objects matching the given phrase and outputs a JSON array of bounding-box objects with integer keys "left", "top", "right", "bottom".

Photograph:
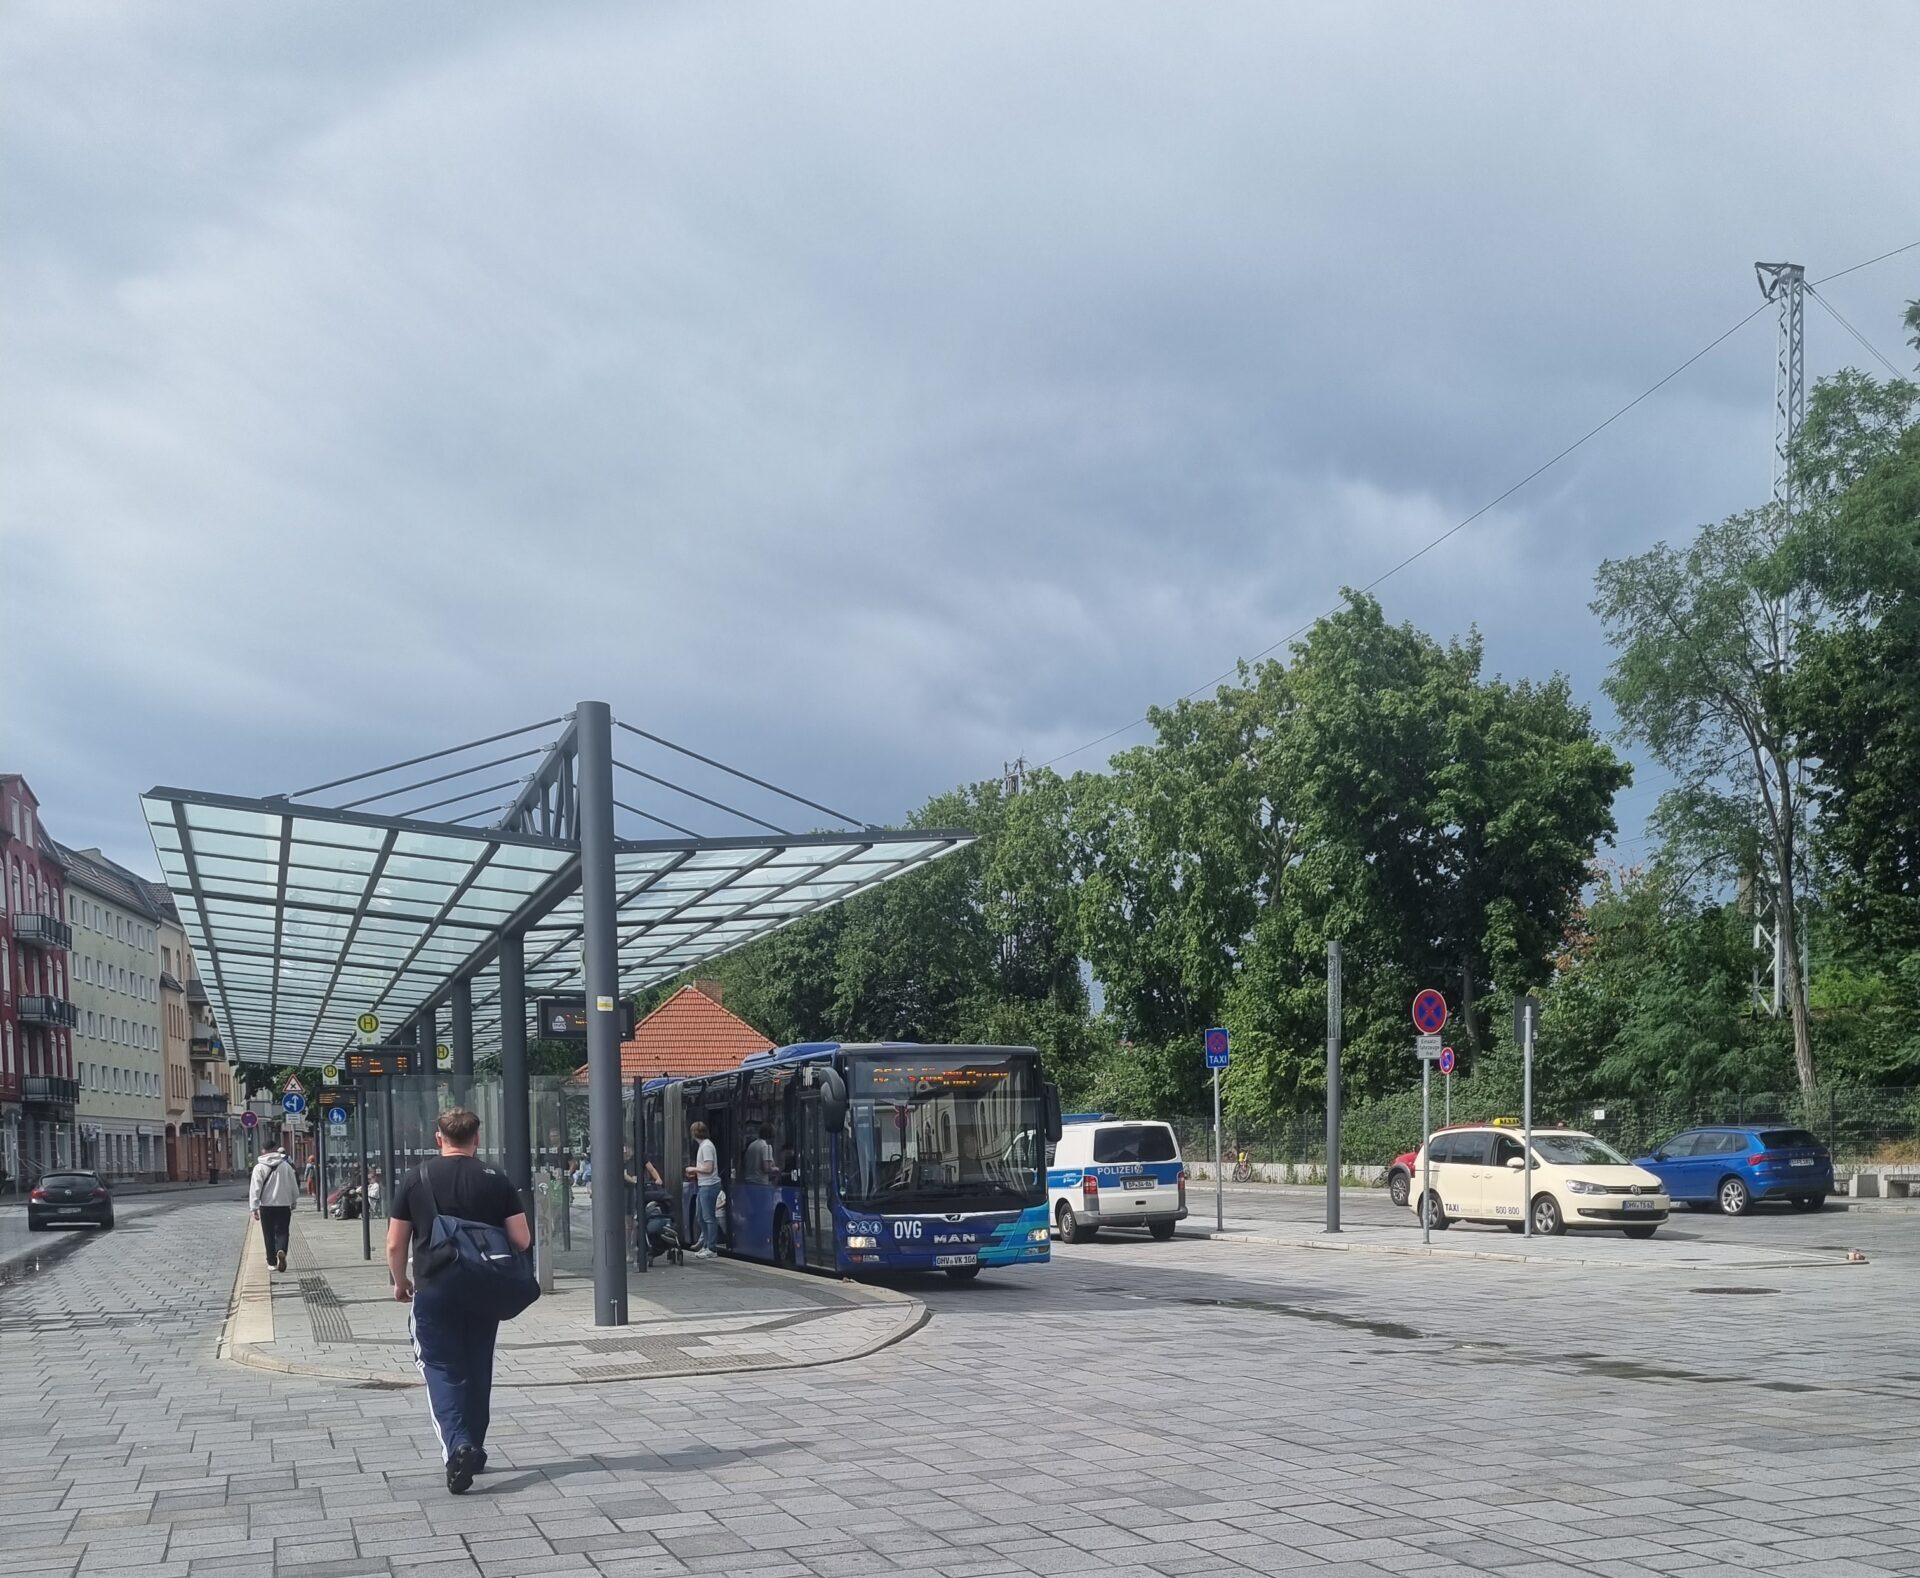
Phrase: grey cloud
[{"left": 2, "top": 0, "right": 1916, "bottom": 874}]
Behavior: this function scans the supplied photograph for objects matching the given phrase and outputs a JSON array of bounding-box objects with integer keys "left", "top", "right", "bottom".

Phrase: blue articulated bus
[{"left": 636, "top": 1042, "right": 1063, "bottom": 1280}]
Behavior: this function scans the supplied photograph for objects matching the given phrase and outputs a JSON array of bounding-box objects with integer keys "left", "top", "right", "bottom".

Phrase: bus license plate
[{"left": 934, "top": 1253, "right": 976, "bottom": 1268}]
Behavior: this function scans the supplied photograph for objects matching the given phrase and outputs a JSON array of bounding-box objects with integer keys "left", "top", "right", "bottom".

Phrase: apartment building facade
[
  {"left": 59, "top": 843, "right": 168, "bottom": 1179},
  {"left": 2, "top": 775, "right": 78, "bottom": 1182}
]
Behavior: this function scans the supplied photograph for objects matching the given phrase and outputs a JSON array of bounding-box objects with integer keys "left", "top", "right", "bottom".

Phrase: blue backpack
[{"left": 412, "top": 1161, "right": 540, "bottom": 1321}]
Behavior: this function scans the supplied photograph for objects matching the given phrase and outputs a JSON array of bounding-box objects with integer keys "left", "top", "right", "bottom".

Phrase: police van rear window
[{"left": 1092, "top": 1126, "right": 1177, "bottom": 1164}]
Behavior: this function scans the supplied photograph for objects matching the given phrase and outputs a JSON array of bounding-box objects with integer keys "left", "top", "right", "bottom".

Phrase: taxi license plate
[
  {"left": 934, "top": 1253, "right": 976, "bottom": 1268},
  {"left": 1623, "top": 1198, "right": 1659, "bottom": 1212},
  {"left": 1790, "top": 1158, "right": 1815, "bottom": 1167}
]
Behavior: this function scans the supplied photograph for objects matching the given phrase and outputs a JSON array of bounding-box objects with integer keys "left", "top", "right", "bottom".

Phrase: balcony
[
  {"left": 18, "top": 994, "right": 78, "bottom": 1028},
  {"left": 192, "top": 1092, "right": 229, "bottom": 1117},
  {"left": 13, "top": 913, "right": 72, "bottom": 951},
  {"left": 23, "top": 1075, "right": 79, "bottom": 1109}
]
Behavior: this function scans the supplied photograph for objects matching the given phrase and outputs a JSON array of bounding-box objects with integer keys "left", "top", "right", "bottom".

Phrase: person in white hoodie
[{"left": 250, "top": 1142, "right": 298, "bottom": 1273}]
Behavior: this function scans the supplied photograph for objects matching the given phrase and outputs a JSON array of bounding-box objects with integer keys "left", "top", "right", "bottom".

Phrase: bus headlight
[
  {"left": 846, "top": 1235, "right": 878, "bottom": 1250},
  {"left": 1028, "top": 1228, "right": 1051, "bottom": 1243}
]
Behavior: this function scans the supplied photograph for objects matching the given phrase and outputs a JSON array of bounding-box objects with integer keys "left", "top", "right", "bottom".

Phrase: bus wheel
[
  {"left": 772, "top": 1209, "right": 795, "bottom": 1271},
  {"left": 944, "top": 1265, "right": 981, "bottom": 1282}
]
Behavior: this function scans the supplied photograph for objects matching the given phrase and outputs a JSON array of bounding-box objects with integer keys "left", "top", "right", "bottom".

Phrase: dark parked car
[
  {"left": 1634, "top": 1126, "right": 1832, "bottom": 1215},
  {"left": 27, "top": 1170, "right": 115, "bottom": 1232}
]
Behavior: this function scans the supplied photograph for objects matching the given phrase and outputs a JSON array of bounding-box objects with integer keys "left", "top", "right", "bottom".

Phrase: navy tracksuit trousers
[{"left": 410, "top": 1285, "right": 500, "bottom": 1461}]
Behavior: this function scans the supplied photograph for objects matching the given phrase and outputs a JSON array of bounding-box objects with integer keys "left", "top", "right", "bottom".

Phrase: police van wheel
[
  {"left": 1056, "top": 1200, "right": 1094, "bottom": 1245},
  {"left": 944, "top": 1265, "right": 981, "bottom": 1282},
  {"left": 1148, "top": 1221, "right": 1175, "bottom": 1241}
]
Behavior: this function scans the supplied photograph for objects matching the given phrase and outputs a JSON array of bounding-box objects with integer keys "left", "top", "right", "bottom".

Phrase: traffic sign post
[
  {"left": 1325, "top": 940, "right": 1342, "bottom": 1236},
  {"left": 1411, "top": 990, "right": 1448, "bottom": 1249},
  {"left": 1204, "top": 1028, "right": 1229, "bottom": 1232},
  {"left": 1421, "top": 1052, "right": 1432, "bottom": 1247},
  {"left": 1515, "top": 994, "right": 1541, "bottom": 1237}
]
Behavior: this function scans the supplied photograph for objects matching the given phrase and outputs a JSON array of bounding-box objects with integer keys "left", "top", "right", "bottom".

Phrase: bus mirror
[
  {"left": 1044, "top": 1081, "right": 1063, "bottom": 1144},
  {"left": 818, "top": 1067, "right": 848, "bottom": 1131}
]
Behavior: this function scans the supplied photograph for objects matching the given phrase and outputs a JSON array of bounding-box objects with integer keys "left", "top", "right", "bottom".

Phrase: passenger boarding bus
[{"left": 637, "top": 1042, "right": 1063, "bottom": 1280}]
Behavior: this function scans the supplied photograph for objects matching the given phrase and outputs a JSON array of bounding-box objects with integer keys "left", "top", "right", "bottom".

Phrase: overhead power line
[
  {"left": 1039, "top": 300, "right": 1771, "bottom": 767},
  {"left": 1807, "top": 285, "right": 1907, "bottom": 380},
  {"left": 1037, "top": 239, "right": 1920, "bottom": 773},
  {"left": 1812, "top": 238, "right": 1920, "bottom": 286}
]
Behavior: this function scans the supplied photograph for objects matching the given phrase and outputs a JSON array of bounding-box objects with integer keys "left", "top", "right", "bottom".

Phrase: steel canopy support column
[
  {"left": 451, "top": 978, "right": 474, "bottom": 1080},
  {"left": 577, "top": 700, "right": 627, "bottom": 1326},
  {"left": 499, "top": 931, "right": 531, "bottom": 1216}
]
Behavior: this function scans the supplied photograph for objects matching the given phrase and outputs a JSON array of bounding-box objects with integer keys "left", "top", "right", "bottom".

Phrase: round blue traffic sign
[
  {"left": 281, "top": 1093, "right": 306, "bottom": 1115},
  {"left": 1412, "top": 989, "right": 1448, "bottom": 1035},
  {"left": 327, "top": 1106, "right": 348, "bottom": 1125},
  {"left": 1438, "top": 1045, "right": 1456, "bottom": 1076}
]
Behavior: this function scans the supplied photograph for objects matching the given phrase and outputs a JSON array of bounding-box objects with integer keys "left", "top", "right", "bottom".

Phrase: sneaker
[
  {"left": 275, "top": 1251, "right": 288, "bottom": 1274},
  {"left": 446, "top": 1443, "right": 481, "bottom": 1495}
]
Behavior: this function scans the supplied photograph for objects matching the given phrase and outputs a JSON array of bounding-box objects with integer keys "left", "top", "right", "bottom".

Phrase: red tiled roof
[{"left": 570, "top": 985, "right": 775, "bottom": 1084}]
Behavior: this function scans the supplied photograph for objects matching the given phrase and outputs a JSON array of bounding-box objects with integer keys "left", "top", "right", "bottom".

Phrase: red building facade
[{"left": 1, "top": 775, "right": 78, "bottom": 1182}]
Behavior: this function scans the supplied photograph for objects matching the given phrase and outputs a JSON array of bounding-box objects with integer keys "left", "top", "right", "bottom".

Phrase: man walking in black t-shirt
[{"left": 387, "top": 1107, "right": 530, "bottom": 1494}]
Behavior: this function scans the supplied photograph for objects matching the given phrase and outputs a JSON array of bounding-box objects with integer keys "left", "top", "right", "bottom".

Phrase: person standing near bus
[{"left": 686, "top": 1121, "right": 720, "bottom": 1257}]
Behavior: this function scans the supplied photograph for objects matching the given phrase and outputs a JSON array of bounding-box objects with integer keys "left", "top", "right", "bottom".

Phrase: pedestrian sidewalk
[{"left": 219, "top": 1210, "right": 927, "bottom": 1387}]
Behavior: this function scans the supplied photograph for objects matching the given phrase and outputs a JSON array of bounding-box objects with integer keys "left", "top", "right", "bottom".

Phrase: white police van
[{"left": 1047, "top": 1115, "right": 1188, "bottom": 1242}]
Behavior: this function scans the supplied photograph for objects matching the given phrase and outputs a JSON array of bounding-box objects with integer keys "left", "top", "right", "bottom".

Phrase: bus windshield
[{"left": 843, "top": 1051, "right": 1045, "bottom": 1212}]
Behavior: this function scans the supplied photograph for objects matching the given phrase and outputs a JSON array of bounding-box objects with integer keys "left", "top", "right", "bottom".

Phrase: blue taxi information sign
[{"left": 1204, "top": 1027, "right": 1230, "bottom": 1069}]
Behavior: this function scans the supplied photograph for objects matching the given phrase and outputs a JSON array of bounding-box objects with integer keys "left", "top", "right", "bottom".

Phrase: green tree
[
  {"left": 1791, "top": 359, "right": 1920, "bottom": 1077},
  {"left": 1594, "top": 506, "right": 1822, "bottom": 1093},
  {"left": 1540, "top": 866, "right": 1790, "bottom": 1103},
  {"left": 1073, "top": 593, "right": 1625, "bottom": 1117}
]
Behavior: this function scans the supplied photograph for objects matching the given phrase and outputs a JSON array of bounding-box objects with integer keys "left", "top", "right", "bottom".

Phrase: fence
[{"left": 1171, "top": 1084, "right": 1920, "bottom": 1176}]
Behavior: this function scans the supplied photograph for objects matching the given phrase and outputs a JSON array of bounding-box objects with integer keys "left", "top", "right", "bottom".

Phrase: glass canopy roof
[{"left": 143, "top": 789, "right": 969, "bottom": 1067}]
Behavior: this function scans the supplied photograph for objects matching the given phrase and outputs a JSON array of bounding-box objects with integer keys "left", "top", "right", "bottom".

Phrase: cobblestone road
[{"left": 4, "top": 1194, "right": 1917, "bottom": 1576}]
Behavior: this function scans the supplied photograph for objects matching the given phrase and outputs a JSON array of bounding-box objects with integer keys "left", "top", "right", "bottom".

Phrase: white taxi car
[{"left": 1406, "top": 1122, "right": 1670, "bottom": 1238}]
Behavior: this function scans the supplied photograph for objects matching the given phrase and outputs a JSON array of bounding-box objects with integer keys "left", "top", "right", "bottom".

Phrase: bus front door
[{"left": 800, "top": 1092, "right": 835, "bottom": 1269}]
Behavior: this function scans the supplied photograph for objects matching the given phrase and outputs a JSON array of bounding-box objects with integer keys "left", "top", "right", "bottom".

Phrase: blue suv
[{"left": 1634, "top": 1126, "right": 1832, "bottom": 1215}]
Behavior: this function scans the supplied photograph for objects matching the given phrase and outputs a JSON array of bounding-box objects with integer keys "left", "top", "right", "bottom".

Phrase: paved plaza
[{"left": 4, "top": 1187, "right": 1918, "bottom": 1577}]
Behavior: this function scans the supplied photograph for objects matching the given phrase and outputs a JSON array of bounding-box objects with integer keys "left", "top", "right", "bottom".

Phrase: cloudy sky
[{"left": 3, "top": 1, "right": 1916, "bottom": 876}]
